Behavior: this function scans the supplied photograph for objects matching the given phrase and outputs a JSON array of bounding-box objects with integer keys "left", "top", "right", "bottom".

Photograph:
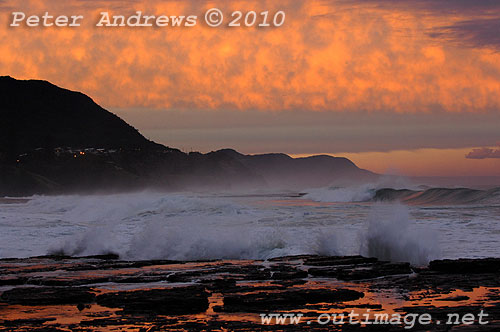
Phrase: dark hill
[
  {"left": 0, "top": 76, "right": 162, "bottom": 156},
  {"left": 0, "top": 77, "right": 377, "bottom": 196},
  {"left": 209, "top": 149, "right": 375, "bottom": 188}
]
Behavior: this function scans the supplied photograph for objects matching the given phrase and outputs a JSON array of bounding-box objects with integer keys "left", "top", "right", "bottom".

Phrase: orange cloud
[{"left": 1, "top": 0, "right": 500, "bottom": 113}]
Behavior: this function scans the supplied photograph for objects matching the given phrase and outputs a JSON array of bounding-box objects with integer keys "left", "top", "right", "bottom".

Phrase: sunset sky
[{"left": 1, "top": 0, "right": 499, "bottom": 176}]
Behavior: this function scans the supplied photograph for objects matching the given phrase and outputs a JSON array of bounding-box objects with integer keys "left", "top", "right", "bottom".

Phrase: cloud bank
[
  {"left": 0, "top": 0, "right": 500, "bottom": 112},
  {"left": 466, "top": 147, "right": 500, "bottom": 160}
]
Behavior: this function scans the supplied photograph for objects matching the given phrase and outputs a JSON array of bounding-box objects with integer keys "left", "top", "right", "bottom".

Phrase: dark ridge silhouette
[
  {"left": 0, "top": 77, "right": 377, "bottom": 196},
  {"left": 0, "top": 76, "right": 164, "bottom": 155},
  {"left": 210, "top": 149, "right": 375, "bottom": 187}
]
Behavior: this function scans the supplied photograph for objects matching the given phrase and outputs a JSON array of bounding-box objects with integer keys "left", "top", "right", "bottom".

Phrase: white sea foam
[
  {"left": 0, "top": 190, "right": 498, "bottom": 262},
  {"left": 36, "top": 192, "right": 341, "bottom": 260}
]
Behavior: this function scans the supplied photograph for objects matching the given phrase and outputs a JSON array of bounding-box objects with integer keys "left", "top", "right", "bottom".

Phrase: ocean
[{"left": 1, "top": 186, "right": 499, "bottom": 265}]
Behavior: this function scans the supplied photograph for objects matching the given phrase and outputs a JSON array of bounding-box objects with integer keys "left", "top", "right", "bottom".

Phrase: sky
[{"left": 1, "top": 0, "right": 499, "bottom": 176}]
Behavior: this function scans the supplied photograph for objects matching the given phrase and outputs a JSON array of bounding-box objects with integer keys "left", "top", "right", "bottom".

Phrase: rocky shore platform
[{"left": 0, "top": 255, "right": 499, "bottom": 331}]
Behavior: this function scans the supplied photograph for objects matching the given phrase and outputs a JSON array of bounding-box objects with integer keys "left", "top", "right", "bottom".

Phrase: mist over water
[{"left": 0, "top": 187, "right": 499, "bottom": 264}]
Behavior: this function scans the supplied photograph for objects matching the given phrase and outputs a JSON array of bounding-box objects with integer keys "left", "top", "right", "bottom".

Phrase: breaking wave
[
  {"left": 304, "top": 184, "right": 500, "bottom": 206},
  {"left": 3, "top": 188, "right": 499, "bottom": 263},
  {"left": 302, "top": 176, "right": 419, "bottom": 203},
  {"left": 373, "top": 187, "right": 500, "bottom": 205},
  {"left": 32, "top": 192, "right": 343, "bottom": 261}
]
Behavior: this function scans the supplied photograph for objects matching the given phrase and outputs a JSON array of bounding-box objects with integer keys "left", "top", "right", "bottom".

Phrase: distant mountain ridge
[
  {"left": 0, "top": 77, "right": 376, "bottom": 196},
  {"left": 209, "top": 149, "right": 374, "bottom": 187}
]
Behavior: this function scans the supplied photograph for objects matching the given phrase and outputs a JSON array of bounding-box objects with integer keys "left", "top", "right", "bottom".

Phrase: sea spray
[
  {"left": 41, "top": 192, "right": 340, "bottom": 260},
  {"left": 125, "top": 216, "right": 293, "bottom": 260},
  {"left": 2, "top": 191, "right": 496, "bottom": 260},
  {"left": 48, "top": 226, "right": 119, "bottom": 257},
  {"left": 360, "top": 204, "right": 441, "bottom": 265}
]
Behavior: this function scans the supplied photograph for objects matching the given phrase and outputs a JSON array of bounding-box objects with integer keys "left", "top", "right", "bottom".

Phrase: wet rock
[
  {"left": 0, "top": 318, "right": 62, "bottom": 332},
  {"left": 1, "top": 254, "right": 499, "bottom": 331},
  {"left": 76, "top": 302, "right": 90, "bottom": 311},
  {"left": 62, "top": 259, "right": 182, "bottom": 272},
  {"left": 270, "top": 278, "right": 308, "bottom": 287},
  {"left": 304, "top": 255, "right": 378, "bottom": 266},
  {"left": 110, "top": 274, "right": 168, "bottom": 284},
  {"left": 429, "top": 258, "right": 500, "bottom": 274},
  {"left": 27, "top": 276, "right": 111, "bottom": 287},
  {"left": 268, "top": 265, "right": 308, "bottom": 280},
  {"left": 96, "top": 286, "right": 209, "bottom": 315},
  {"left": 344, "top": 303, "right": 383, "bottom": 309},
  {"left": 0, "top": 287, "right": 95, "bottom": 305},
  {"left": 222, "top": 288, "right": 364, "bottom": 312},
  {"left": 0, "top": 276, "right": 27, "bottom": 286},
  {"left": 165, "top": 270, "right": 213, "bottom": 283},
  {"left": 267, "top": 254, "right": 321, "bottom": 262},
  {"left": 200, "top": 278, "right": 238, "bottom": 292},
  {"left": 309, "top": 262, "right": 412, "bottom": 280},
  {"left": 437, "top": 295, "right": 470, "bottom": 302}
]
